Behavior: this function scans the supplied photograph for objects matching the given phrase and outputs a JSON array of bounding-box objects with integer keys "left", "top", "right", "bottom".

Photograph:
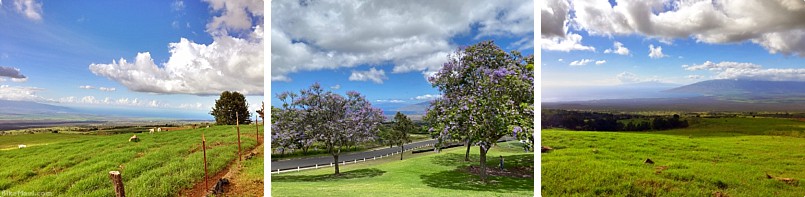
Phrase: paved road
[
  {"left": 270, "top": 136, "right": 518, "bottom": 171},
  {"left": 271, "top": 139, "right": 438, "bottom": 171}
]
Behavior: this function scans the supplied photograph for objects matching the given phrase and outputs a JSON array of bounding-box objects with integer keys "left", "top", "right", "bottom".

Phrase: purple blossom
[{"left": 512, "top": 126, "right": 522, "bottom": 136}]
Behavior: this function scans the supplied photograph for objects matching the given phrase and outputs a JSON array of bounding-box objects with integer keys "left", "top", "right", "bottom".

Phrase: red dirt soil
[{"left": 178, "top": 138, "right": 263, "bottom": 197}]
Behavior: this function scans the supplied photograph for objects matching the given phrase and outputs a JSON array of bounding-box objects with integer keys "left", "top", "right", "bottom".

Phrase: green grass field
[
  {"left": 0, "top": 133, "right": 98, "bottom": 150},
  {"left": 542, "top": 117, "right": 805, "bottom": 196},
  {"left": 271, "top": 141, "right": 534, "bottom": 197},
  {"left": 0, "top": 125, "right": 261, "bottom": 197}
]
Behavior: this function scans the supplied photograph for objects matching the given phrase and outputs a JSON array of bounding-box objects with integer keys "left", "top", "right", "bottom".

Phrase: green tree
[
  {"left": 210, "top": 91, "right": 251, "bottom": 125},
  {"left": 391, "top": 112, "right": 414, "bottom": 160},
  {"left": 377, "top": 124, "right": 395, "bottom": 148}
]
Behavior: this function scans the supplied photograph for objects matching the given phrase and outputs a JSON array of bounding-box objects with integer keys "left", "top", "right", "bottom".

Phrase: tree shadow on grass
[
  {"left": 485, "top": 154, "right": 534, "bottom": 170},
  {"left": 420, "top": 169, "right": 533, "bottom": 192},
  {"left": 430, "top": 153, "right": 479, "bottom": 167},
  {"left": 422, "top": 153, "right": 534, "bottom": 192},
  {"left": 272, "top": 168, "right": 386, "bottom": 182}
]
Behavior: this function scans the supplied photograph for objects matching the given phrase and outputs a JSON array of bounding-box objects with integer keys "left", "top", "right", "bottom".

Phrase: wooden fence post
[
  {"left": 109, "top": 171, "right": 125, "bottom": 197},
  {"left": 202, "top": 133, "right": 208, "bottom": 191},
  {"left": 255, "top": 115, "right": 259, "bottom": 143},
  {"left": 236, "top": 112, "right": 241, "bottom": 163}
]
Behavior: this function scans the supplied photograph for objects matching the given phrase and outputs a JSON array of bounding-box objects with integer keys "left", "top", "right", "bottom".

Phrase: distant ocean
[{"left": 64, "top": 105, "right": 214, "bottom": 120}]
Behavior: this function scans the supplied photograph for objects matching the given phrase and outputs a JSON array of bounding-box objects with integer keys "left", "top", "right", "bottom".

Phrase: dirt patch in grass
[
  {"left": 222, "top": 144, "right": 264, "bottom": 197},
  {"left": 178, "top": 159, "right": 234, "bottom": 197},
  {"left": 655, "top": 166, "right": 668, "bottom": 174},
  {"left": 179, "top": 141, "right": 262, "bottom": 197}
]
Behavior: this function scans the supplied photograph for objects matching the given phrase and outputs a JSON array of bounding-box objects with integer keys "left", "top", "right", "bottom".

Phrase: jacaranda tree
[
  {"left": 426, "top": 40, "right": 534, "bottom": 182},
  {"left": 276, "top": 83, "right": 385, "bottom": 175},
  {"left": 270, "top": 106, "right": 294, "bottom": 157},
  {"left": 271, "top": 92, "right": 315, "bottom": 157}
]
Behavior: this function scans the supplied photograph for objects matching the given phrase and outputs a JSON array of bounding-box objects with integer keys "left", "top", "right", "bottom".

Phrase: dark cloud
[{"left": 0, "top": 66, "right": 27, "bottom": 79}]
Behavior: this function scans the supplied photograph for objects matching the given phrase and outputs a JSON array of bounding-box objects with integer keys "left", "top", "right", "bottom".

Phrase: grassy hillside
[
  {"left": 272, "top": 141, "right": 534, "bottom": 197},
  {"left": 0, "top": 133, "right": 98, "bottom": 150},
  {"left": 542, "top": 117, "right": 805, "bottom": 196},
  {"left": 0, "top": 125, "right": 261, "bottom": 197}
]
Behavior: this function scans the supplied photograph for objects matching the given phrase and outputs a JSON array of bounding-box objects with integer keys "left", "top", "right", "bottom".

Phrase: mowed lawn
[
  {"left": 542, "top": 117, "right": 805, "bottom": 196},
  {"left": 0, "top": 125, "right": 261, "bottom": 197},
  {"left": 271, "top": 141, "right": 534, "bottom": 197}
]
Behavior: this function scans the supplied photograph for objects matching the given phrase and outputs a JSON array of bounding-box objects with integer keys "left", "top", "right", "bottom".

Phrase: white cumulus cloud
[
  {"left": 565, "top": 0, "right": 805, "bottom": 57},
  {"left": 683, "top": 61, "right": 762, "bottom": 71},
  {"left": 541, "top": 32, "right": 595, "bottom": 52},
  {"left": 685, "top": 61, "right": 805, "bottom": 81},
  {"left": 375, "top": 99, "right": 406, "bottom": 103},
  {"left": 0, "top": 85, "right": 45, "bottom": 101},
  {"left": 569, "top": 59, "right": 594, "bottom": 66},
  {"left": 595, "top": 60, "right": 607, "bottom": 65},
  {"left": 89, "top": 1, "right": 263, "bottom": 96},
  {"left": 616, "top": 72, "right": 640, "bottom": 84},
  {"left": 271, "top": 0, "right": 534, "bottom": 81},
  {"left": 648, "top": 44, "right": 668, "bottom": 59},
  {"left": 349, "top": 68, "right": 387, "bottom": 84},
  {"left": 12, "top": 0, "right": 42, "bottom": 21},
  {"left": 203, "top": 0, "right": 263, "bottom": 35},
  {"left": 413, "top": 94, "right": 441, "bottom": 101},
  {"left": 604, "top": 41, "right": 630, "bottom": 55}
]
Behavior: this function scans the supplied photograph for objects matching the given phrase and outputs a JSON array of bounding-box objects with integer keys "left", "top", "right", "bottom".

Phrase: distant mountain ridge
[
  {"left": 395, "top": 101, "right": 430, "bottom": 113},
  {"left": 0, "top": 100, "right": 76, "bottom": 115},
  {"left": 544, "top": 79, "right": 805, "bottom": 112},
  {"left": 665, "top": 79, "right": 805, "bottom": 96},
  {"left": 543, "top": 81, "right": 692, "bottom": 102}
]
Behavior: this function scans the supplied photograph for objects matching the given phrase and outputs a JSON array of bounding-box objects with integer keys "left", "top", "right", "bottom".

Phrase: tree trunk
[
  {"left": 479, "top": 146, "right": 488, "bottom": 183},
  {"left": 464, "top": 139, "right": 471, "bottom": 161},
  {"left": 400, "top": 144, "right": 404, "bottom": 160},
  {"left": 333, "top": 154, "right": 340, "bottom": 175}
]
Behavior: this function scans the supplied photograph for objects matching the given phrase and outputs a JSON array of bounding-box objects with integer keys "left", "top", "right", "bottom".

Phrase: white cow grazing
[
  {"left": 157, "top": 127, "right": 162, "bottom": 132},
  {"left": 18, "top": 144, "right": 26, "bottom": 149},
  {"left": 206, "top": 125, "right": 210, "bottom": 128},
  {"left": 149, "top": 128, "right": 155, "bottom": 134}
]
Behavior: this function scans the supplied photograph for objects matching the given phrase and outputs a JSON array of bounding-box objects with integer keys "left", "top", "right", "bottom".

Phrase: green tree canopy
[
  {"left": 391, "top": 111, "right": 414, "bottom": 160},
  {"left": 210, "top": 91, "right": 251, "bottom": 125}
]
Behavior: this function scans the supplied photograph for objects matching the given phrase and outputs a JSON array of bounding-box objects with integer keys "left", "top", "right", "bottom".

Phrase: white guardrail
[{"left": 271, "top": 144, "right": 433, "bottom": 174}]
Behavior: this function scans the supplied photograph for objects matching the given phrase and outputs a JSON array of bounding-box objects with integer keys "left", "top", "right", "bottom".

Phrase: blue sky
[
  {"left": 0, "top": 0, "right": 263, "bottom": 120},
  {"left": 270, "top": 0, "right": 534, "bottom": 111},
  {"left": 541, "top": 0, "right": 805, "bottom": 90}
]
